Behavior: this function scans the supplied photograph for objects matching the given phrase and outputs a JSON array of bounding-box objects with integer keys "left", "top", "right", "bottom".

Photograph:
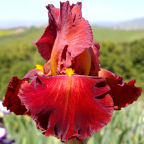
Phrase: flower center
[{"left": 66, "top": 68, "right": 75, "bottom": 76}]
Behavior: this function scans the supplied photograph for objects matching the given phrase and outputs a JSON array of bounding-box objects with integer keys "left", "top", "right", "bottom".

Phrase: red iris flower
[{"left": 3, "top": 1, "right": 142, "bottom": 142}]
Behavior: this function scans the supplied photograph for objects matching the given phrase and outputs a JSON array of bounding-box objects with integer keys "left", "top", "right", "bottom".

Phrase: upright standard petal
[
  {"left": 99, "top": 69, "right": 142, "bottom": 110},
  {"left": 48, "top": 2, "right": 94, "bottom": 75},
  {"left": 18, "top": 75, "right": 113, "bottom": 142},
  {"left": 34, "top": 5, "right": 58, "bottom": 61},
  {"left": 35, "top": 1, "right": 100, "bottom": 75}
]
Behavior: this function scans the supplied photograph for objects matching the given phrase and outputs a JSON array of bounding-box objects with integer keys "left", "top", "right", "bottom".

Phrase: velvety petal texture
[
  {"left": 99, "top": 69, "right": 142, "bottom": 110},
  {"left": 3, "top": 77, "right": 27, "bottom": 115},
  {"left": 18, "top": 75, "right": 113, "bottom": 142},
  {"left": 3, "top": 69, "right": 43, "bottom": 115},
  {"left": 34, "top": 23, "right": 57, "bottom": 61},
  {"left": 35, "top": 4, "right": 59, "bottom": 60}
]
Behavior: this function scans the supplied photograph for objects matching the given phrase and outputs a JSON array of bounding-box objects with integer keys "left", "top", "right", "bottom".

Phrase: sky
[{"left": 0, "top": 0, "right": 144, "bottom": 28}]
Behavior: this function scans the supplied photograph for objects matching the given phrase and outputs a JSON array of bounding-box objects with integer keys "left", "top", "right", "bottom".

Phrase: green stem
[{"left": 66, "top": 138, "right": 88, "bottom": 144}]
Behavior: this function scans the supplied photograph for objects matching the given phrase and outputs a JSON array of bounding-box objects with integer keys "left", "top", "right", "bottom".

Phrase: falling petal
[
  {"left": 18, "top": 75, "right": 113, "bottom": 142},
  {"left": 3, "top": 77, "right": 27, "bottom": 115},
  {"left": 99, "top": 69, "right": 142, "bottom": 110}
]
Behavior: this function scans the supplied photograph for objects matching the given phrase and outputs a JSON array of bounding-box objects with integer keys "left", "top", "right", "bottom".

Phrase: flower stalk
[{"left": 66, "top": 138, "right": 88, "bottom": 144}]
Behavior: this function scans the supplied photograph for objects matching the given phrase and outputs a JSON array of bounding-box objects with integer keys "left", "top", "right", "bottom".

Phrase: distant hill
[
  {"left": 1, "top": 26, "right": 144, "bottom": 43},
  {"left": 109, "top": 18, "right": 144, "bottom": 30}
]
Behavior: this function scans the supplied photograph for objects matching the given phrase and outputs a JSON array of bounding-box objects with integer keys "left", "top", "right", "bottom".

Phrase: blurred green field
[
  {"left": 92, "top": 27, "right": 144, "bottom": 42},
  {"left": 0, "top": 26, "right": 144, "bottom": 144},
  {"left": 0, "top": 30, "right": 12, "bottom": 37}
]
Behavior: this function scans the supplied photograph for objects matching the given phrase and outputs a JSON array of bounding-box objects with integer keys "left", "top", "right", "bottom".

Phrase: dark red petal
[
  {"left": 18, "top": 75, "right": 113, "bottom": 142},
  {"left": 3, "top": 77, "right": 27, "bottom": 115},
  {"left": 99, "top": 69, "right": 142, "bottom": 110},
  {"left": 34, "top": 5, "right": 59, "bottom": 61},
  {"left": 89, "top": 42, "right": 100, "bottom": 76},
  {"left": 34, "top": 19, "right": 57, "bottom": 60},
  {"left": 49, "top": 2, "right": 94, "bottom": 75}
]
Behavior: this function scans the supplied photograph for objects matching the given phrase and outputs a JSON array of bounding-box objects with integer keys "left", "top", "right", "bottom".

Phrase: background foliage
[{"left": 0, "top": 26, "right": 143, "bottom": 144}]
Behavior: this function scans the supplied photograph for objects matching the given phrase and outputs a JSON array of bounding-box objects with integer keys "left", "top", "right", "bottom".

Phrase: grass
[
  {"left": 0, "top": 30, "right": 12, "bottom": 37},
  {"left": 92, "top": 27, "right": 144, "bottom": 43},
  {"left": 0, "top": 28, "right": 26, "bottom": 37},
  {"left": 0, "top": 27, "right": 44, "bottom": 48},
  {"left": 4, "top": 102, "right": 144, "bottom": 144}
]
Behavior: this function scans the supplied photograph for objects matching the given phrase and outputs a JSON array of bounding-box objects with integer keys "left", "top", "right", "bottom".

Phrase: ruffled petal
[
  {"left": 48, "top": 2, "right": 94, "bottom": 75},
  {"left": 3, "top": 69, "right": 43, "bottom": 115},
  {"left": 99, "top": 69, "right": 142, "bottom": 110},
  {"left": 34, "top": 4, "right": 58, "bottom": 61},
  {"left": 3, "top": 77, "right": 27, "bottom": 115},
  {"left": 18, "top": 75, "right": 113, "bottom": 142},
  {"left": 35, "top": 1, "right": 100, "bottom": 75}
]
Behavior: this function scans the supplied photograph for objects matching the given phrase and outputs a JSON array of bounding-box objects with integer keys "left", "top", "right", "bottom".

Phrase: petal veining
[
  {"left": 48, "top": 2, "right": 94, "bottom": 75},
  {"left": 18, "top": 75, "right": 113, "bottom": 141}
]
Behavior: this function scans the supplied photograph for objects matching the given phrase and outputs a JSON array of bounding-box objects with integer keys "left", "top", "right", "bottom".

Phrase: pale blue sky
[{"left": 0, "top": 0, "right": 144, "bottom": 28}]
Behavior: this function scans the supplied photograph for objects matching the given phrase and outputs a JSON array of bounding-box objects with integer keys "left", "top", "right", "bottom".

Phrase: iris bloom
[{"left": 3, "top": 1, "right": 142, "bottom": 142}]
